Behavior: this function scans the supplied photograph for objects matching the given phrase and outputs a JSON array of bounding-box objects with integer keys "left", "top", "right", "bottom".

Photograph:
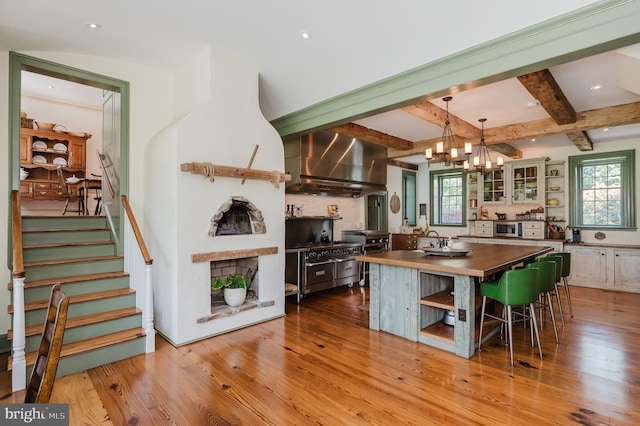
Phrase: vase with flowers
[{"left": 212, "top": 274, "right": 248, "bottom": 307}]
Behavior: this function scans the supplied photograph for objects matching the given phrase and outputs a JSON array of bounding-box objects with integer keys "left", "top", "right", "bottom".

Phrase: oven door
[
  {"left": 334, "top": 257, "right": 360, "bottom": 287},
  {"left": 304, "top": 259, "right": 335, "bottom": 294}
]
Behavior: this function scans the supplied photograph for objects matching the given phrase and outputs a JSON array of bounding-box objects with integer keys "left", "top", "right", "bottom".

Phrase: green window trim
[
  {"left": 568, "top": 149, "right": 636, "bottom": 230},
  {"left": 402, "top": 170, "right": 417, "bottom": 226},
  {"left": 429, "top": 168, "right": 466, "bottom": 227}
]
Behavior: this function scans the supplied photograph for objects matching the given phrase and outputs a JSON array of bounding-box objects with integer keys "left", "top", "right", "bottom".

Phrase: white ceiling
[{"left": 5, "top": 0, "right": 640, "bottom": 165}]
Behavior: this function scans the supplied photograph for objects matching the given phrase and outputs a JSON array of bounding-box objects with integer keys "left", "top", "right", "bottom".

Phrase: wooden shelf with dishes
[
  {"left": 20, "top": 128, "right": 90, "bottom": 200},
  {"left": 545, "top": 161, "right": 566, "bottom": 237}
]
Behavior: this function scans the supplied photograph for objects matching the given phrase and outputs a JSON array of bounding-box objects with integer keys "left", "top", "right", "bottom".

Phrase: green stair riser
[
  {"left": 25, "top": 259, "right": 124, "bottom": 281},
  {"left": 22, "top": 216, "right": 108, "bottom": 230},
  {"left": 24, "top": 338, "right": 147, "bottom": 379},
  {"left": 23, "top": 229, "right": 111, "bottom": 245},
  {"left": 23, "top": 243, "right": 115, "bottom": 262},
  {"left": 24, "top": 294, "right": 137, "bottom": 325},
  {"left": 21, "top": 276, "right": 131, "bottom": 303},
  {"left": 23, "top": 315, "right": 142, "bottom": 353}
]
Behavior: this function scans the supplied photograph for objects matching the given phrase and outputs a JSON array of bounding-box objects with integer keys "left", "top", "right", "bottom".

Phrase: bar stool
[
  {"left": 547, "top": 252, "right": 573, "bottom": 318},
  {"left": 540, "top": 255, "right": 566, "bottom": 328},
  {"left": 526, "top": 260, "right": 559, "bottom": 344},
  {"left": 478, "top": 267, "right": 542, "bottom": 367}
]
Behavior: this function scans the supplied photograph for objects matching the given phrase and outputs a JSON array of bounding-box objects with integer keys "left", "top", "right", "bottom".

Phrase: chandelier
[
  {"left": 425, "top": 96, "right": 472, "bottom": 167},
  {"left": 463, "top": 118, "right": 503, "bottom": 174}
]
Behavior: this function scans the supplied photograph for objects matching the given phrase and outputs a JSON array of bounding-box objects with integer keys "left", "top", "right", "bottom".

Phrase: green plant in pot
[{"left": 212, "top": 274, "right": 248, "bottom": 307}]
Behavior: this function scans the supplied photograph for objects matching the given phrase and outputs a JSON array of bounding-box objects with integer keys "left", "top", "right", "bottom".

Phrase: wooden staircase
[{"left": 8, "top": 215, "right": 147, "bottom": 377}]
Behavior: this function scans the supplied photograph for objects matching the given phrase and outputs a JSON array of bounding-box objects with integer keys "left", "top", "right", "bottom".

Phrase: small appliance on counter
[{"left": 572, "top": 228, "right": 581, "bottom": 243}]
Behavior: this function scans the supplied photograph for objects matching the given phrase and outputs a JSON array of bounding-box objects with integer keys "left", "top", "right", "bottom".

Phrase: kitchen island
[{"left": 355, "top": 242, "right": 553, "bottom": 358}]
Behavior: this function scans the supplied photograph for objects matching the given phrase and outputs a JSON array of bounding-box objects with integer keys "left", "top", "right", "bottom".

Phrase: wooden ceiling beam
[
  {"left": 387, "top": 159, "right": 419, "bottom": 170},
  {"left": 387, "top": 102, "right": 640, "bottom": 158},
  {"left": 517, "top": 69, "right": 577, "bottom": 125},
  {"left": 401, "top": 101, "right": 481, "bottom": 139},
  {"left": 329, "top": 123, "right": 412, "bottom": 150},
  {"left": 566, "top": 131, "right": 594, "bottom": 151}
]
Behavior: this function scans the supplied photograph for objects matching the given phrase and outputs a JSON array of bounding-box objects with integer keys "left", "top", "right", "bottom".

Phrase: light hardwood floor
[{"left": 2, "top": 284, "right": 639, "bottom": 425}]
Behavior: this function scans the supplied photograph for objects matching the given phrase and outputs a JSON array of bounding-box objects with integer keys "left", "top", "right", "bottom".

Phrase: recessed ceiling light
[
  {"left": 603, "top": 128, "right": 609, "bottom": 132},
  {"left": 526, "top": 100, "right": 540, "bottom": 108},
  {"left": 590, "top": 84, "right": 605, "bottom": 91},
  {"left": 47, "top": 84, "right": 55, "bottom": 89},
  {"left": 531, "top": 138, "right": 536, "bottom": 142},
  {"left": 300, "top": 31, "right": 311, "bottom": 40},
  {"left": 86, "top": 22, "right": 102, "bottom": 29}
]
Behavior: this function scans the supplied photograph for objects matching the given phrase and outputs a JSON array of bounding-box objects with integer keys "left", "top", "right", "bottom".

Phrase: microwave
[{"left": 494, "top": 221, "right": 523, "bottom": 238}]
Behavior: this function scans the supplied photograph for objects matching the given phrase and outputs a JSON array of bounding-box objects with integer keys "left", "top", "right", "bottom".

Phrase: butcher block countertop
[{"left": 355, "top": 242, "right": 554, "bottom": 278}]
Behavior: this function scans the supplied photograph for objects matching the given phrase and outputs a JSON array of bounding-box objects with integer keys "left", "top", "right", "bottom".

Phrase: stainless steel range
[
  {"left": 341, "top": 230, "right": 390, "bottom": 285},
  {"left": 285, "top": 242, "right": 362, "bottom": 302}
]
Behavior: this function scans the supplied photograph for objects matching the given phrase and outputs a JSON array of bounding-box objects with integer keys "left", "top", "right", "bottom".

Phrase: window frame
[
  {"left": 402, "top": 170, "right": 417, "bottom": 226},
  {"left": 568, "top": 149, "right": 636, "bottom": 230},
  {"left": 429, "top": 168, "right": 466, "bottom": 227}
]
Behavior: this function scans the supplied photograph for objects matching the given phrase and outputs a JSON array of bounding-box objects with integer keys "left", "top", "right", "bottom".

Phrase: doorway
[
  {"left": 365, "top": 193, "right": 388, "bottom": 231},
  {"left": 9, "top": 52, "right": 129, "bottom": 255}
]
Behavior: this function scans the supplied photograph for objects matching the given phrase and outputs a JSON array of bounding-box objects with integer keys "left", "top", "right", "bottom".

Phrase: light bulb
[
  {"left": 451, "top": 147, "right": 458, "bottom": 158},
  {"left": 486, "top": 160, "right": 492, "bottom": 169},
  {"left": 425, "top": 148, "right": 432, "bottom": 159},
  {"left": 463, "top": 160, "right": 469, "bottom": 170},
  {"left": 473, "top": 156, "right": 480, "bottom": 166},
  {"left": 436, "top": 142, "right": 444, "bottom": 153},
  {"left": 497, "top": 156, "right": 504, "bottom": 166},
  {"left": 465, "top": 142, "right": 472, "bottom": 154}
]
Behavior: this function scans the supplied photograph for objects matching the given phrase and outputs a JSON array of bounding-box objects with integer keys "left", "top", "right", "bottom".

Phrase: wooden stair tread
[
  {"left": 23, "top": 241, "right": 114, "bottom": 250},
  {"left": 9, "top": 327, "right": 146, "bottom": 369},
  {"left": 9, "top": 288, "right": 135, "bottom": 314},
  {"left": 17, "top": 271, "right": 130, "bottom": 289},
  {"left": 8, "top": 307, "right": 142, "bottom": 340},
  {"left": 24, "top": 255, "right": 123, "bottom": 267}
]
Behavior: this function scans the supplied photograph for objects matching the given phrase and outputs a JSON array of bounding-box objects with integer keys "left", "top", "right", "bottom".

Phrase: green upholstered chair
[
  {"left": 526, "top": 260, "right": 559, "bottom": 344},
  {"left": 547, "top": 252, "right": 573, "bottom": 318},
  {"left": 544, "top": 253, "right": 567, "bottom": 328},
  {"left": 477, "top": 267, "right": 542, "bottom": 368}
]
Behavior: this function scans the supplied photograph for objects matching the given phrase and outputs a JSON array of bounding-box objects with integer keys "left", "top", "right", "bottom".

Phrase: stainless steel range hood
[{"left": 284, "top": 130, "right": 387, "bottom": 197}]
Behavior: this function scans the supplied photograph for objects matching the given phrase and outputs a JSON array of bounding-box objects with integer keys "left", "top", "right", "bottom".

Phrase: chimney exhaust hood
[{"left": 284, "top": 130, "right": 388, "bottom": 197}]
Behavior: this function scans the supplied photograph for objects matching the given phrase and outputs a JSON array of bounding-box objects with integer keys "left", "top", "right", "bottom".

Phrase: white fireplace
[{"left": 142, "top": 47, "right": 286, "bottom": 345}]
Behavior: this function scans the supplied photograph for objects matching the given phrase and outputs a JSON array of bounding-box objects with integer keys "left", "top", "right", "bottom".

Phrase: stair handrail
[
  {"left": 121, "top": 195, "right": 155, "bottom": 353},
  {"left": 122, "top": 195, "right": 152, "bottom": 265},
  {"left": 10, "top": 190, "right": 27, "bottom": 391}
]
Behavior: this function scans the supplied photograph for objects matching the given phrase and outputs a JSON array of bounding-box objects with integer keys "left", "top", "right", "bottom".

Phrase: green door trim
[
  {"left": 8, "top": 52, "right": 130, "bottom": 257},
  {"left": 271, "top": 0, "right": 640, "bottom": 137}
]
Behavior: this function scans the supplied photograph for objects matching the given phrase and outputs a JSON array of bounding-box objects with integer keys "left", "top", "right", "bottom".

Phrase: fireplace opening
[
  {"left": 209, "top": 196, "right": 266, "bottom": 236},
  {"left": 210, "top": 256, "right": 259, "bottom": 307}
]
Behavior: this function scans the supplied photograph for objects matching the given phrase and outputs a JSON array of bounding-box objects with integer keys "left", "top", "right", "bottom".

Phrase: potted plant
[{"left": 212, "top": 274, "right": 248, "bottom": 307}]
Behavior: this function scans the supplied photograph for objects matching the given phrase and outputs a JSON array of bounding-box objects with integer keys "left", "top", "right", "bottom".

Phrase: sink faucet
[{"left": 426, "top": 230, "right": 445, "bottom": 248}]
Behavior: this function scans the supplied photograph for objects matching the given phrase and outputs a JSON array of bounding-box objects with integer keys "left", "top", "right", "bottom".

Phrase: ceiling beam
[
  {"left": 387, "top": 102, "right": 640, "bottom": 158},
  {"left": 401, "top": 101, "right": 481, "bottom": 139},
  {"left": 387, "top": 159, "right": 419, "bottom": 170},
  {"left": 488, "top": 143, "right": 523, "bottom": 159},
  {"left": 517, "top": 69, "right": 577, "bottom": 125},
  {"left": 329, "top": 123, "right": 412, "bottom": 150},
  {"left": 565, "top": 131, "right": 594, "bottom": 151}
]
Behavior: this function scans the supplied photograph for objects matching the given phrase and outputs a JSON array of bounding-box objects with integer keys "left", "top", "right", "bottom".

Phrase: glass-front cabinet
[
  {"left": 480, "top": 169, "right": 505, "bottom": 204},
  {"left": 510, "top": 161, "right": 543, "bottom": 204},
  {"left": 478, "top": 158, "right": 546, "bottom": 206}
]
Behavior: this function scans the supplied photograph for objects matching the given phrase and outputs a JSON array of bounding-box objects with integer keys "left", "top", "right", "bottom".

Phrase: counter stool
[
  {"left": 526, "top": 260, "right": 559, "bottom": 344},
  {"left": 547, "top": 252, "right": 573, "bottom": 318},
  {"left": 478, "top": 268, "right": 542, "bottom": 368},
  {"left": 544, "top": 254, "right": 567, "bottom": 328}
]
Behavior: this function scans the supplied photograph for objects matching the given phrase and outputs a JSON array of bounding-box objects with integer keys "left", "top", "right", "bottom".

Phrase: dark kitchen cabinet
[{"left": 392, "top": 233, "right": 418, "bottom": 250}]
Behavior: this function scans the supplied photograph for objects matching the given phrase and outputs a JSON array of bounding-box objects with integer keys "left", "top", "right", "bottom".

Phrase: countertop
[{"left": 355, "top": 242, "right": 553, "bottom": 278}]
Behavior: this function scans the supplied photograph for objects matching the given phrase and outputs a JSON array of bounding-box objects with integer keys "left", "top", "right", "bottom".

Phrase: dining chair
[
  {"left": 24, "top": 283, "right": 70, "bottom": 403},
  {"left": 526, "top": 260, "right": 559, "bottom": 344},
  {"left": 56, "top": 167, "right": 83, "bottom": 215},
  {"left": 478, "top": 267, "right": 542, "bottom": 367},
  {"left": 547, "top": 252, "right": 573, "bottom": 318}
]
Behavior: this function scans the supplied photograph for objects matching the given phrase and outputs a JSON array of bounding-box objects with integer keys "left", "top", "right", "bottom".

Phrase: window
[
  {"left": 430, "top": 169, "right": 466, "bottom": 226},
  {"left": 569, "top": 150, "right": 636, "bottom": 230},
  {"left": 402, "top": 170, "right": 416, "bottom": 226}
]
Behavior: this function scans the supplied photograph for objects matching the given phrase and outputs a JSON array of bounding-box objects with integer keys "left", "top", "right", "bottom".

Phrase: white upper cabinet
[{"left": 479, "top": 157, "right": 546, "bottom": 206}]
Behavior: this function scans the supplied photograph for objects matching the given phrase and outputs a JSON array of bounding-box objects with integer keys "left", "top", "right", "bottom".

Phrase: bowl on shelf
[
  {"left": 20, "top": 168, "right": 28, "bottom": 180},
  {"left": 35, "top": 121, "right": 56, "bottom": 131},
  {"left": 549, "top": 186, "right": 560, "bottom": 191},
  {"left": 548, "top": 198, "right": 560, "bottom": 206}
]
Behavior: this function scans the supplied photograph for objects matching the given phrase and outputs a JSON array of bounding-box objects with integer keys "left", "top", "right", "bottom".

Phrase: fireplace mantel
[{"left": 192, "top": 246, "right": 278, "bottom": 263}]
